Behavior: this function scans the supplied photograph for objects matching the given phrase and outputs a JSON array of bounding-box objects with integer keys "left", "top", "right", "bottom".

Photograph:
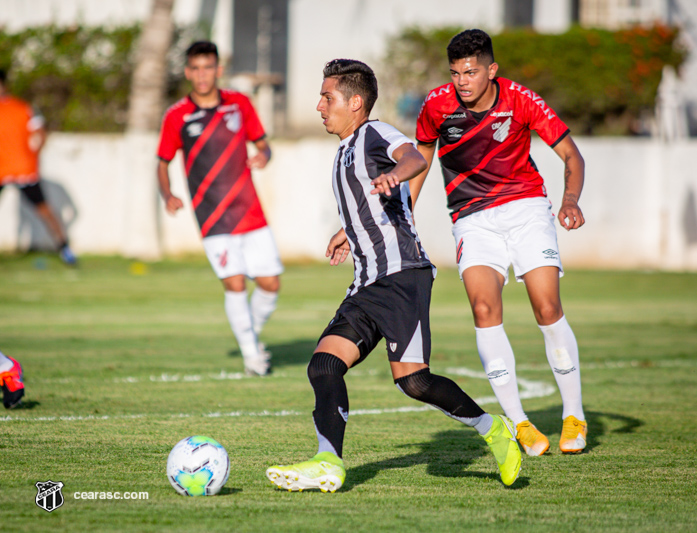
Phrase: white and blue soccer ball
[{"left": 166, "top": 436, "right": 230, "bottom": 496}]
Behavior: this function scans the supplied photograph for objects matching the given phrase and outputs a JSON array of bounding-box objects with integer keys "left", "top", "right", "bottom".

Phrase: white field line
[
  {"left": 1, "top": 365, "right": 550, "bottom": 423},
  {"left": 4, "top": 359, "right": 693, "bottom": 424}
]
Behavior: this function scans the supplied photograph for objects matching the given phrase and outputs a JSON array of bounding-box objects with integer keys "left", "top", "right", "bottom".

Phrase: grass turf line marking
[{"left": 1, "top": 366, "right": 553, "bottom": 423}]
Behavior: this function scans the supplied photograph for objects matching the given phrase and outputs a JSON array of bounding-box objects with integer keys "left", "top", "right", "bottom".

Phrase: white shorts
[
  {"left": 452, "top": 197, "right": 563, "bottom": 285},
  {"left": 202, "top": 226, "right": 284, "bottom": 280}
]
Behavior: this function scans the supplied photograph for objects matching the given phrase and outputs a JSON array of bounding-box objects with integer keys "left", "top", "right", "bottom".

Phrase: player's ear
[
  {"left": 216, "top": 64, "right": 224, "bottom": 79},
  {"left": 350, "top": 94, "right": 363, "bottom": 113},
  {"left": 488, "top": 62, "right": 499, "bottom": 80}
]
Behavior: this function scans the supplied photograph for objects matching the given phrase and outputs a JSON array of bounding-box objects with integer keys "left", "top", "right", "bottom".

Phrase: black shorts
[
  {"left": 0, "top": 182, "right": 46, "bottom": 205},
  {"left": 319, "top": 267, "right": 434, "bottom": 365}
]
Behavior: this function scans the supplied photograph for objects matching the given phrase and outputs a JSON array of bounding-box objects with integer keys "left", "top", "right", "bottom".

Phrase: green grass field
[{"left": 1, "top": 254, "right": 696, "bottom": 532}]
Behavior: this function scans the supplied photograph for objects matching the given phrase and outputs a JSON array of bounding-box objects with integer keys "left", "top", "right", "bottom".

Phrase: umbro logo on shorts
[{"left": 542, "top": 249, "right": 558, "bottom": 259}]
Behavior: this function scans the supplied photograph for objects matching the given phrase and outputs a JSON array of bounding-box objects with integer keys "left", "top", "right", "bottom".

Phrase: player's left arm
[
  {"left": 552, "top": 135, "right": 585, "bottom": 231},
  {"left": 247, "top": 138, "right": 271, "bottom": 169},
  {"left": 370, "top": 143, "right": 427, "bottom": 196}
]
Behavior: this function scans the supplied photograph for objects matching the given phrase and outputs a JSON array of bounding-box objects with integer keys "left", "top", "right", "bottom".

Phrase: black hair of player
[
  {"left": 323, "top": 59, "right": 378, "bottom": 115},
  {"left": 186, "top": 41, "right": 219, "bottom": 62},
  {"left": 0, "top": 69, "right": 6, "bottom": 85},
  {"left": 447, "top": 29, "right": 495, "bottom": 65}
]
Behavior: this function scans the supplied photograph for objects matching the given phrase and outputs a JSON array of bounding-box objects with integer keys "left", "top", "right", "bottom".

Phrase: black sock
[
  {"left": 395, "top": 368, "right": 485, "bottom": 423},
  {"left": 307, "top": 352, "right": 349, "bottom": 458}
]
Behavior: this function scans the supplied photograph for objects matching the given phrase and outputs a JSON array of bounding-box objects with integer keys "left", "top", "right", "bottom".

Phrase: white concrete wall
[{"left": 1, "top": 133, "right": 696, "bottom": 271}]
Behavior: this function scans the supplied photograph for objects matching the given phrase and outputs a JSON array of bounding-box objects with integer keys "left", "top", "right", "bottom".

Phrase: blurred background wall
[{"left": 1, "top": 0, "right": 696, "bottom": 270}]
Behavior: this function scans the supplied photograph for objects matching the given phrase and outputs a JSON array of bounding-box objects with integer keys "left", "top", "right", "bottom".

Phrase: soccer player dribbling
[
  {"left": 411, "top": 29, "right": 588, "bottom": 455},
  {"left": 156, "top": 41, "right": 283, "bottom": 376},
  {"left": 265, "top": 59, "right": 521, "bottom": 493}
]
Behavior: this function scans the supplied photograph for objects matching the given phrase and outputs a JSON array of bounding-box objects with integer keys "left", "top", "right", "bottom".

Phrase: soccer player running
[
  {"left": 265, "top": 59, "right": 521, "bottom": 493},
  {"left": 157, "top": 41, "right": 282, "bottom": 376},
  {"left": 0, "top": 68, "right": 77, "bottom": 265},
  {"left": 411, "top": 29, "right": 587, "bottom": 456}
]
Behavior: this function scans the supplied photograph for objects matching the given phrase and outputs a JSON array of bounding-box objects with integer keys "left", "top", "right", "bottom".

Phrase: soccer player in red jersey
[
  {"left": 0, "top": 68, "right": 77, "bottom": 265},
  {"left": 157, "top": 41, "right": 282, "bottom": 376},
  {"left": 412, "top": 29, "right": 587, "bottom": 455}
]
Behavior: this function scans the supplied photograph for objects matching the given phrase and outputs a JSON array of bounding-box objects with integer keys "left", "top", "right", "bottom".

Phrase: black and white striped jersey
[{"left": 331, "top": 120, "right": 434, "bottom": 297}]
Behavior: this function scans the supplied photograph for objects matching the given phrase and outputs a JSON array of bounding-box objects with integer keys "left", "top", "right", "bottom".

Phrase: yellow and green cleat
[
  {"left": 483, "top": 415, "right": 522, "bottom": 486},
  {"left": 266, "top": 451, "right": 346, "bottom": 493}
]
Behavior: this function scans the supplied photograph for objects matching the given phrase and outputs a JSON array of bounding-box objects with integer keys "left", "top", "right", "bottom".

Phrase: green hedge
[
  {"left": 0, "top": 24, "right": 201, "bottom": 133},
  {"left": 384, "top": 24, "right": 687, "bottom": 135},
  {"left": 0, "top": 25, "right": 140, "bottom": 132}
]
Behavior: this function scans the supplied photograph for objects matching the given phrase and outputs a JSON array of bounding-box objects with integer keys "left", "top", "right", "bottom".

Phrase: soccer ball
[{"left": 166, "top": 436, "right": 230, "bottom": 496}]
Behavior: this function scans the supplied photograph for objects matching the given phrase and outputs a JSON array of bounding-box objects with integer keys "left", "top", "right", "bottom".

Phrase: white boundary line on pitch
[
  {"left": 4, "top": 358, "right": 693, "bottom": 423},
  {"left": 1, "top": 366, "right": 553, "bottom": 423},
  {"left": 29, "top": 357, "right": 697, "bottom": 386}
]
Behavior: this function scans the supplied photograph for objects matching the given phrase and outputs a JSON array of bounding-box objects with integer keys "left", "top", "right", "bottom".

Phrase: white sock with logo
[
  {"left": 250, "top": 287, "right": 278, "bottom": 336},
  {"left": 0, "top": 351, "right": 13, "bottom": 372},
  {"left": 475, "top": 324, "right": 527, "bottom": 425},
  {"left": 224, "top": 291, "right": 260, "bottom": 359},
  {"left": 539, "top": 315, "right": 584, "bottom": 421}
]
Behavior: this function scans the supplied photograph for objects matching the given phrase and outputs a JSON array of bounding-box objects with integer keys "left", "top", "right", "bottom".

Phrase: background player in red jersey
[
  {"left": 411, "top": 29, "right": 588, "bottom": 455},
  {"left": 0, "top": 68, "right": 77, "bottom": 265},
  {"left": 157, "top": 41, "right": 282, "bottom": 376}
]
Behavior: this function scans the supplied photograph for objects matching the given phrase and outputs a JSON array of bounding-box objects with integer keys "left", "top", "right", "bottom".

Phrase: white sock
[
  {"left": 539, "top": 315, "right": 585, "bottom": 421},
  {"left": 250, "top": 287, "right": 278, "bottom": 336},
  {"left": 224, "top": 291, "right": 260, "bottom": 359},
  {"left": 475, "top": 324, "right": 527, "bottom": 425},
  {"left": 0, "top": 351, "right": 13, "bottom": 372}
]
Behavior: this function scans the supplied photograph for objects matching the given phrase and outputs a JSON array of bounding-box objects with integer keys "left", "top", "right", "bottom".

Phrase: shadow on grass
[
  {"left": 343, "top": 429, "right": 529, "bottom": 491},
  {"left": 228, "top": 339, "right": 317, "bottom": 368},
  {"left": 218, "top": 486, "right": 242, "bottom": 495},
  {"left": 521, "top": 406, "right": 643, "bottom": 453},
  {"left": 13, "top": 400, "right": 40, "bottom": 410}
]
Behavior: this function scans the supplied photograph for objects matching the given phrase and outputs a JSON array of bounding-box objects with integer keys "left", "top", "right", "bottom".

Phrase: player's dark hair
[
  {"left": 323, "top": 59, "right": 378, "bottom": 115},
  {"left": 186, "top": 41, "right": 219, "bottom": 62},
  {"left": 0, "top": 69, "right": 6, "bottom": 85},
  {"left": 447, "top": 29, "right": 495, "bottom": 65}
]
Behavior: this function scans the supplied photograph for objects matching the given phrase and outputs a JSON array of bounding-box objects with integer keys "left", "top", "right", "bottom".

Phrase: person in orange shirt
[{"left": 0, "top": 69, "right": 77, "bottom": 265}]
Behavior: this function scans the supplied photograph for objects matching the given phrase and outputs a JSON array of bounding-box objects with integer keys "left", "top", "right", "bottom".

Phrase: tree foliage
[
  {"left": 383, "top": 24, "right": 687, "bottom": 135},
  {"left": 0, "top": 25, "right": 140, "bottom": 132},
  {"left": 0, "top": 24, "right": 200, "bottom": 133}
]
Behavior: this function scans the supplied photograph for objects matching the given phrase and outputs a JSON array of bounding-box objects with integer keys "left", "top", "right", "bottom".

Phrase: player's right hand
[
  {"left": 326, "top": 228, "right": 350, "bottom": 266},
  {"left": 165, "top": 195, "right": 184, "bottom": 215}
]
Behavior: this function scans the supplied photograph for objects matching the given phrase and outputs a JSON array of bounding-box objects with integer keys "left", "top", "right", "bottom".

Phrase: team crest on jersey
[
  {"left": 187, "top": 122, "right": 204, "bottom": 137},
  {"left": 389, "top": 342, "right": 397, "bottom": 352},
  {"left": 224, "top": 111, "right": 241, "bottom": 133},
  {"left": 343, "top": 146, "right": 355, "bottom": 167},
  {"left": 492, "top": 117, "right": 512, "bottom": 142}
]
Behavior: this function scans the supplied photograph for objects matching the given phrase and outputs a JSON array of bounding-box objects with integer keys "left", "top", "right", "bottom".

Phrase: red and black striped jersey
[
  {"left": 157, "top": 90, "right": 267, "bottom": 237},
  {"left": 416, "top": 77, "right": 569, "bottom": 222}
]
